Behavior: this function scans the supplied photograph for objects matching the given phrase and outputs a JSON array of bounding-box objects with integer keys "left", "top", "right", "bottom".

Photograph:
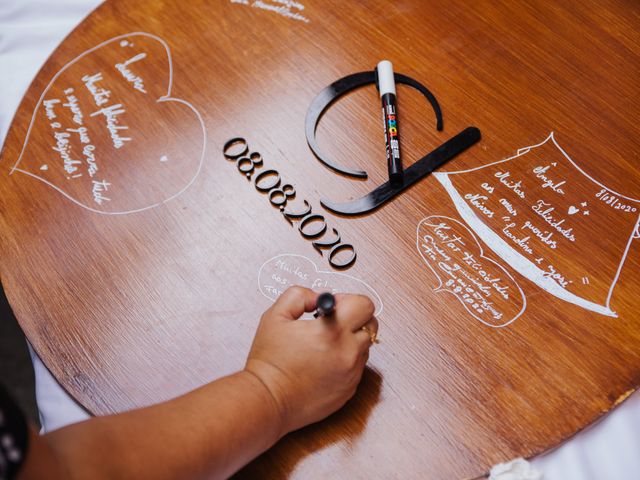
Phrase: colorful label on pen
[
  {"left": 386, "top": 104, "right": 400, "bottom": 160},
  {"left": 382, "top": 92, "right": 402, "bottom": 179}
]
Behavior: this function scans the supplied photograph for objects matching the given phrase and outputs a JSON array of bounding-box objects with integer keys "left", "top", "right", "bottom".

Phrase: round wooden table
[{"left": 1, "top": 1, "right": 638, "bottom": 478}]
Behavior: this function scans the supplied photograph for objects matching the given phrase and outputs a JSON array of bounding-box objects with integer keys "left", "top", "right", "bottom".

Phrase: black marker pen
[
  {"left": 313, "top": 292, "right": 336, "bottom": 318},
  {"left": 377, "top": 60, "right": 403, "bottom": 185}
]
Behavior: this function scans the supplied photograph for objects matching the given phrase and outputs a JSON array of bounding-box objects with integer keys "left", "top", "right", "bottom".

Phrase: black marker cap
[{"left": 315, "top": 292, "right": 336, "bottom": 317}]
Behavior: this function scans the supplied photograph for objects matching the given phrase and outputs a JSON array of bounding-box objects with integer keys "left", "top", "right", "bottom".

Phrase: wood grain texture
[{"left": 0, "top": 1, "right": 639, "bottom": 478}]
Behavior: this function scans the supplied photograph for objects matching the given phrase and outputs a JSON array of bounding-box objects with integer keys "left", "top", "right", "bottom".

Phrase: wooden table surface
[{"left": 1, "top": 1, "right": 638, "bottom": 478}]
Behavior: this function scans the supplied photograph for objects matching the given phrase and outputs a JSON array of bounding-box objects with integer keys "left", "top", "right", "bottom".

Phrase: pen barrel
[{"left": 381, "top": 92, "right": 403, "bottom": 183}]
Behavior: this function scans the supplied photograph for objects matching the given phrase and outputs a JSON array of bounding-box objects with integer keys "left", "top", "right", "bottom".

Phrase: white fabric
[
  {"left": 0, "top": 1, "right": 638, "bottom": 478},
  {"left": 0, "top": 0, "right": 102, "bottom": 141},
  {"left": 26, "top": 344, "right": 90, "bottom": 432},
  {"left": 490, "top": 458, "right": 542, "bottom": 480},
  {"left": 531, "top": 391, "right": 640, "bottom": 480}
]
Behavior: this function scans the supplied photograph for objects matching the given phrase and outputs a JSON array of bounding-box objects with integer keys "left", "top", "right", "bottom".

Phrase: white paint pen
[{"left": 377, "top": 60, "right": 403, "bottom": 185}]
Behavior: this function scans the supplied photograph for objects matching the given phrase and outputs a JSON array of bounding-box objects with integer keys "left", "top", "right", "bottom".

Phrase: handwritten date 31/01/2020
[{"left": 223, "top": 138, "right": 357, "bottom": 269}]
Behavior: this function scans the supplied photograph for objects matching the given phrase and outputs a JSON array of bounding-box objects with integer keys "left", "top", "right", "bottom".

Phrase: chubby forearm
[
  {"left": 35, "top": 371, "right": 283, "bottom": 480},
  {"left": 19, "top": 287, "right": 378, "bottom": 479}
]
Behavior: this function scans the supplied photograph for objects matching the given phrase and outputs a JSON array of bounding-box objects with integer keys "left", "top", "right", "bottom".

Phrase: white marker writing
[
  {"left": 82, "top": 72, "right": 111, "bottom": 106},
  {"left": 542, "top": 264, "right": 571, "bottom": 288},
  {"left": 502, "top": 223, "right": 534, "bottom": 255},
  {"left": 92, "top": 179, "right": 111, "bottom": 205},
  {"left": 499, "top": 198, "right": 518, "bottom": 216},
  {"left": 90, "top": 104, "right": 132, "bottom": 149},
  {"left": 494, "top": 171, "right": 526, "bottom": 198},
  {"left": 520, "top": 220, "right": 558, "bottom": 249},
  {"left": 66, "top": 126, "right": 90, "bottom": 144},
  {"left": 595, "top": 188, "right": 638, "bottom": 213},
  {"left": 531, "top": 199, "right": 576, "bottom": 242},
  {"left": 52, "top": 131, "right": 81, "bottom": 174},
  {"left": 63, "top": 93, "right": 84, "bottom": 125},
  {"left": 82, "top": 144, "right": 98, "bottom": 177},
  {"left": 43, "top": 99, "right": 60, "bottom": 120},
  {"left": 481, "top": 182, "right": 495, "bottom": 193},
  {"left": 115, "top": 52, "right": 148, "bottom": 94},
  {"left": 464, "top": 193, "right": 495, "bottom": 218},
  {"left": 274, "top": 259, "right": 309, "bottom": 281},
  {"left": 533, "top": 164, "right": 566, "bottom": 194},
  {"left": 422, "top": 235, "right": 452, "bottom": 262},
  {"left": 252, "top": 1, "right": 310, "bottom": 22}
]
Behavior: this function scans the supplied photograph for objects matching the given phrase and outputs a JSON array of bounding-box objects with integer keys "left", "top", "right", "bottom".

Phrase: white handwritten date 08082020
[{"left": 223, "top": 138, "right": 357, "bottom": 269}]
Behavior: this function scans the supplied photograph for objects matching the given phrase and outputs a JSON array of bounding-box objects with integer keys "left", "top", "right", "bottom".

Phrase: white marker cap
[{"left": 377, "top": 60, "right": 396, "bottom": 97}]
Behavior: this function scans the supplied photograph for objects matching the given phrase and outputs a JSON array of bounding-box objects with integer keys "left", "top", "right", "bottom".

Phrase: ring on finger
[{"left": 361, "top": 326, "right": 379, "bottom": 344}]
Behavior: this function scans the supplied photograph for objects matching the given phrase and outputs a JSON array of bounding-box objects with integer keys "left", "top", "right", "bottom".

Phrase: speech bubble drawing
[
  {"left": 258, "top": 253, "right": 383, "bottom": 316},
  {"left": 10, "top": 32, "right": 206, "bottom": 215},
  {"left": 416, "top": 215, "right": 526, "bottom": 328}
]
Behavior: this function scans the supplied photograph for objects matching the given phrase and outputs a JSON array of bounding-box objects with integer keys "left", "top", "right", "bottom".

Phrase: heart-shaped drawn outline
[
  {"left": 10, "top": 32, "right": 206, "bottom": 215},
  {"left": 416, "top": 215, "right": 526, "bottom": 328},
  {"left": 257, "top": 253, "right": 384, "bottom": 316},
  {"left": 568, "top": 205, "right": 579, "bottom": 215}
]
